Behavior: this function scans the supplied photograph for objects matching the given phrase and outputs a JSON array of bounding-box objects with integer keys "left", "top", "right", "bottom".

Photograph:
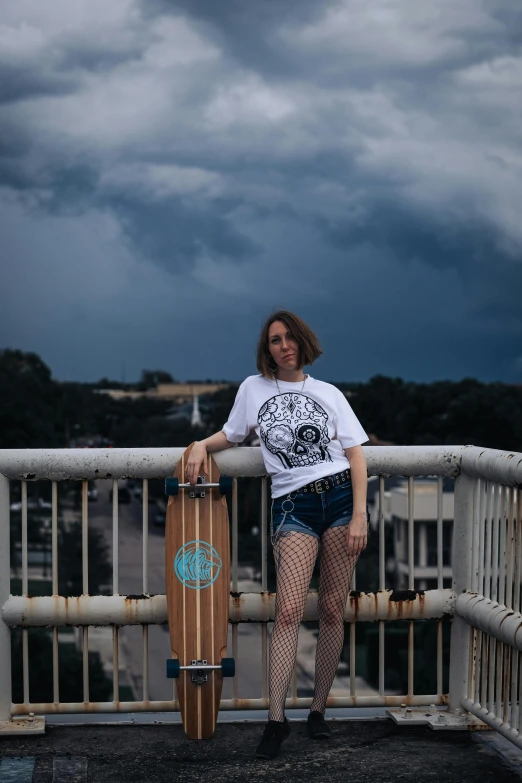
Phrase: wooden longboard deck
[{"left": 165, "top": 444, "right": 230, "bottom": 739}]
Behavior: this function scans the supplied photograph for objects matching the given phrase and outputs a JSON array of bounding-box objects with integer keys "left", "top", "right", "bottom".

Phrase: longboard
[{"left": 165, "top": 443, "right": 234, "bottom": 739}]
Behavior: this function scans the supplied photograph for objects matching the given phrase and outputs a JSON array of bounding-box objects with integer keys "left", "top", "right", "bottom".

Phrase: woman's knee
[
  {"left": 275, "top": 601, "right": 304, "bottom": 629},
  {"left": 318, "top": 597, "right": 345, "bottom": 626}
]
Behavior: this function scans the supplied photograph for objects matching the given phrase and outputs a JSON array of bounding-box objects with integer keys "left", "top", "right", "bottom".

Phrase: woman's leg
[
  {"left": 269, "top": 531, "right": 319, "bottom": 721},
  {"left": 310, "top": 525, "right": 359, "bottom": 714}
]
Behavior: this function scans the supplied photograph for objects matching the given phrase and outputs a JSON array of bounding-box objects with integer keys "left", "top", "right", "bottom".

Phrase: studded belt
[{"left": 301, "top": 469, "right": 351, "bottom": 494}]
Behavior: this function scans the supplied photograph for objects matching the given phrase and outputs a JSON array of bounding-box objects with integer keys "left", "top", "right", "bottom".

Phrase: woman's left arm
[{"left": 344, "top": 444, "right": 368, "bottom": 556}]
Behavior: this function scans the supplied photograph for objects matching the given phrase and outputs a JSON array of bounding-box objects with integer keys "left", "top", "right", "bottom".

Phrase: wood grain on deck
[{"left": 165, "top": 445, "right": 230, "bottom": 739}]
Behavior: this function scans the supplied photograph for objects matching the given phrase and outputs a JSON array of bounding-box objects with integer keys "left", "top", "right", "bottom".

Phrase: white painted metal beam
[
  {"left": 0, "top": 445, "right": 465, "bottom": 481},
  {"left": 460, "top": 446, "right": 522, "bottom": 488},
  {"left": 456, "top": 593, "right": 522, "bottom": 652},
  {"left": 2, "top": 589, "right": 455, "bottom": 627}
]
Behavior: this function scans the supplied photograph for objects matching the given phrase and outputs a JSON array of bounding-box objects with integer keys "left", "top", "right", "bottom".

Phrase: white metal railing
[
  {"left": 449, "top": 448, "right": 522, "bottom": 748},
  {"left": 0, "top": 445, "right": 521, "bottom": 744}
]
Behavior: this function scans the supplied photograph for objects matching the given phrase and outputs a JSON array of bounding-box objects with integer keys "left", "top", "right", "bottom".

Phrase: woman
[{"left": 186, "top": 310, "right": 368, "bottom": 759}]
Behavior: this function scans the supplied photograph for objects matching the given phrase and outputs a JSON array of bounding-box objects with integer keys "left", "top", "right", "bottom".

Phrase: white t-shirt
[{"left": 222, "top": 374, "right": 368, "bottom": 498}]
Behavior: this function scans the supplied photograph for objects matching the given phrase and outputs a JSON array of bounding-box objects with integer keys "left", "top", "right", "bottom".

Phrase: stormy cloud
[{"left": 1, "top": 0, "right": 521, "bottom": 383}]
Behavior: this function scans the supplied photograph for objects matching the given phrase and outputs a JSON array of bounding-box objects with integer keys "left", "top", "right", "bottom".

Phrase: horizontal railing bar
[
  {"left": 456, "top": 593, "right": 522, "bottom": 652},
  {"left": 11, "top": 693, "right": 446, "bottom": 716},
  {"left": 0, "top": 446, "right": 465, "bottom": 481},
  {"left": 366, "top": 446, "right": 463, "bottom": 478},
  {"left": 460, "top": 447, "right": 522, "bottom": 488},
  {"left": 3, "top": 589, "right": 455, "bottom": 627},
  {"left": 1, "top": 595, "right": 165, "bottom": 627}
]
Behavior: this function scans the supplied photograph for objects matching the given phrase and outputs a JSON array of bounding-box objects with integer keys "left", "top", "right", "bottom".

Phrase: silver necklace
[
  {"left": 274, "top": 375, "right": 307, "bottom": 409},
  {"left": 275, "top": 375, "right": 306, "bottom": 395}
]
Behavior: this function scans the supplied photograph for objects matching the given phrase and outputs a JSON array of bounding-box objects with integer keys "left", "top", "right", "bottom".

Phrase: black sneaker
[
  {"left": 306, "top": 710, "right": 331, "bottom": 739},
  {"left": 255, "top": 718, "right": 291, "bottom": 759}
]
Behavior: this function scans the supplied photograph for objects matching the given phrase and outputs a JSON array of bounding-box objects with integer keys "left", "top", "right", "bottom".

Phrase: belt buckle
[{"left": 314, "top": 479, "right": 326, "bottom": 494}]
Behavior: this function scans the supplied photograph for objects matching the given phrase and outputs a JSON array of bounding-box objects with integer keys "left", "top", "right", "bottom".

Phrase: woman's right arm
[{"left": 185, "top": 432, "right": 235, "bottom": 485}]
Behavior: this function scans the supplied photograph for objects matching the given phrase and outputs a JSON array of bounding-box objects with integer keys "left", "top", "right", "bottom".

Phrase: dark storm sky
[{"left": 1, "top": 0, "right": 521, "bottom": 383}]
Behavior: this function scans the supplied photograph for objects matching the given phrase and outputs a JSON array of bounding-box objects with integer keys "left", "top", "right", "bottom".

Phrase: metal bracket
[
  {"left": 189, "top": 476, "right": 206, "bottom": 499},
  {"left": 386, "top": 705, "right": 489, "bottom": 731},
  {"left": 176, "top": 659, "right": 221, "bottom": 684},
  {"left": 191, "top": 659, "right": 208, "bottom": 684},
  {"left": 0, "top": 713, "right": 45, "bottom": 736}
]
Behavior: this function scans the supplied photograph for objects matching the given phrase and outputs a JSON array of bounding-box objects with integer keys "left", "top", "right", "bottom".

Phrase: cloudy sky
[{"left": 1, "top": 0, "right": 521, "bottom": 384}]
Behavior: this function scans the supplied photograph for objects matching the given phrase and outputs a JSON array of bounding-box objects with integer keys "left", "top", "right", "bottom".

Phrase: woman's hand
[
  {"left": 185, "top": 443, "right": 209, "bottom": 486},
  {"left": 346, "top": 511, "right": 368, "bottom": 557}
]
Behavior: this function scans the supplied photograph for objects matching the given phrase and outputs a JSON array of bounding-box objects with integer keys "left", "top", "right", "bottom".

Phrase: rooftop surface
[{"left": 1, "top": 716, "right": 521, "bottom": 782}]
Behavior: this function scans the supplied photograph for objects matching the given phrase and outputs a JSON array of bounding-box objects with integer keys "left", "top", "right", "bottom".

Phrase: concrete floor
[{"left": 1, "top": 719, "right": 521, "bottom": 783}]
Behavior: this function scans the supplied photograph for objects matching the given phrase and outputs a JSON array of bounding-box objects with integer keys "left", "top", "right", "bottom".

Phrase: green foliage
[
  {"left": 340, "top": 375, "right": 522, "bottom": 451},
  {"left": 204, "top": 385, "right": 240, "bottom": 434},
  {"left": 0, "top": 350, "right": 62, "bottom": 447},
  {"left": 0, "top": 349, "right": 197, "bottom": 448},
  {"left": 136, "top": 370, "right": 175, "bottom": 391},
  {"left": 1, "top": 349, "right": 521, "bottom": 451},
  {"left": 110, "top": 399, "right": 195, "bottom": 448}
]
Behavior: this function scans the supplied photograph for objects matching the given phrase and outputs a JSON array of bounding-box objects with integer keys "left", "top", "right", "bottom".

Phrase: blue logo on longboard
[{"left": 174, "top": 540, "right": 222, "bottom": 589}]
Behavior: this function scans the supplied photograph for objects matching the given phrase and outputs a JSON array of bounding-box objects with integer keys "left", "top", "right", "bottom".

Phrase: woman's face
[{"left": 267, "top": 321, "right": 300, "bottom": 373}]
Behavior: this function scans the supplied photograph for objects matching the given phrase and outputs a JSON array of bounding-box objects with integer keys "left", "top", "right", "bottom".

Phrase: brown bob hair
[{"left": 256, "top": 310, "right": 323, "bottom": 378}]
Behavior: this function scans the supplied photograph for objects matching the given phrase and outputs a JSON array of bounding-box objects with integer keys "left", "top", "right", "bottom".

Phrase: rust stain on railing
[
  {"left": 348, "top": 591, "right": 362, "bottom": 622},
  {"left": 389, "top": 589, "right": 426, "bottom": 619},
  {"left": 347, "top": 589, "right": 429, "bottom": 621}
]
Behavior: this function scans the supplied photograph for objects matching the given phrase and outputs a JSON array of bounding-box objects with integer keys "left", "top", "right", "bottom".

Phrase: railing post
[
  {"left": 0, "top": 473, "right": 12, "bottom": 722},
  {"left": 0, "top": 474, "right": 45, "bottom": 734},
  {"left": 448, "top": 472, "right": 475, "bottom": 710}
]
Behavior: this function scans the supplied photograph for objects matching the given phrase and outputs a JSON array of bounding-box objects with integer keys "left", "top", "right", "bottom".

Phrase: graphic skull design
[{"left": 258, "top": 394, "right": 332, "bottom": 469}]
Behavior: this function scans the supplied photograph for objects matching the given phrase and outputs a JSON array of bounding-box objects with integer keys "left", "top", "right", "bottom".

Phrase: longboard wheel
[
  {"left": 166, "top": 659, "right": 180, "bottom": 679},
  {"left": 165, "top": 478, "right": 179, "bottom": 496},
  {"left": 219, "top": 476, "right": 233, "bottom": 496},
  {"left": 221, "top": 657, "right": 235, "bottom": 677}
]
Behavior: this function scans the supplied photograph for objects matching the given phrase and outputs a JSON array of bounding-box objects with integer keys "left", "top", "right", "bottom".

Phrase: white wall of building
[{"left": 369, "top": 479, "right": 454, "bottom": 590}]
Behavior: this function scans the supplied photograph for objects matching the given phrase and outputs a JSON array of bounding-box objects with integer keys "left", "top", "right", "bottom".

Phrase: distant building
[
  {"left": 369, "top": 479, "right": 454, "bottom": 591},
  {"left": 154, "top": 383, "right": 229, "bottom": 401},
  {"left": 96, "top": 382, "right": 230, "bottom": 402}
]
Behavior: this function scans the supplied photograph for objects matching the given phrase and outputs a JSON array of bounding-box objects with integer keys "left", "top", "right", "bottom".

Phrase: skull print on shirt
[{"left": 257, "top": 393, "right": 333, "bottom": 469}]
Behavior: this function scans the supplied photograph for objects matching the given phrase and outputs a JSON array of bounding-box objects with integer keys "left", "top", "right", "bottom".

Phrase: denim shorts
[{"left": 271, "top": 479, "right": 355, "bottom": 543}]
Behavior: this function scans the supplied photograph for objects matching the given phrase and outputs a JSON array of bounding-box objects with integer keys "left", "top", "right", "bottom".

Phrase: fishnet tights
[
  {"left": 268, "top": 527, "right": 359, "bottom": 721},
  {"left": 311, "top": 526, "right": 359, "bottom": 713},
  {"left": 269, "top": 532, "right": 318, "bottom": 722}
]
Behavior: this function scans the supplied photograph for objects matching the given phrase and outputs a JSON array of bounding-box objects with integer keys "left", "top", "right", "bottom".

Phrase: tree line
[{"left": 1, "top": 348, "right": 521, "bottom": 451}]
